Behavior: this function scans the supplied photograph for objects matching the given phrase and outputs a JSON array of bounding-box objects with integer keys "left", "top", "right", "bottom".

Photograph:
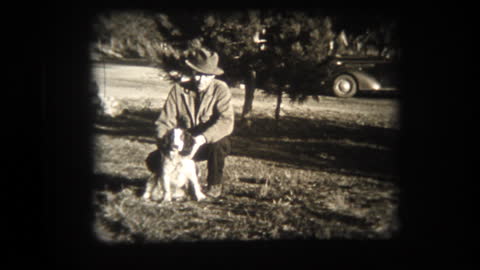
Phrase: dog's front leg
[
  {"left": 162, "top": 173, "right": 172, "bottom": 202},
  {"left": 187, "top": 164, "right": 206, "bottom": 201},
  {"left": 150, "top": 176, "right": 163, "bottom": 202},
  {"left": 190, "top": 176, "right": 206, "bottom": 201},
  {"left": 142, "top": 174, "right": 157, "bottom": 200}
]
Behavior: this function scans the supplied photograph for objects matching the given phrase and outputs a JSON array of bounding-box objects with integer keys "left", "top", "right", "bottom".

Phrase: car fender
[
  {"left": 348, "top": 70, "right": 382, "bottom": 91},
  {"left": 334, "top": 70, "right": 381, "bottom": 91}
]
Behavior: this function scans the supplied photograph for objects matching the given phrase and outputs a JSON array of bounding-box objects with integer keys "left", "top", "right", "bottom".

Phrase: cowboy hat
[{"left": 185, "top": 48, "right": 224, "bottom": 75}]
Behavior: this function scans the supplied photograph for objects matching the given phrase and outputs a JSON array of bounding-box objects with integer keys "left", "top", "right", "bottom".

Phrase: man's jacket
[{"left": 155, "top": 79, "right": 234, "bottom": 144}]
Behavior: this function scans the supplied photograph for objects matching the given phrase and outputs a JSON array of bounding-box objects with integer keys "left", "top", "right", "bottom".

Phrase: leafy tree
[
  {"left": 198, "top": 10, "right": 336, "bottom": 121},
  {"left": 257, "top": 11, "right": 335, "bottom": 120},
  {"left": 330, "top": 12, "right": 400, "bottom": 58},
  {"left": 92, "top": 10, "right": 180, "bottom": 59},
  {"left": 200, "top": 10, "right": 266, "bottom": 121}
]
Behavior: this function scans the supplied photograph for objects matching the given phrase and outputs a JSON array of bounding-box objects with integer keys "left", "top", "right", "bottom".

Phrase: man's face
[{"left": 193, "top": 72, "right": 215, "bottom": 91}]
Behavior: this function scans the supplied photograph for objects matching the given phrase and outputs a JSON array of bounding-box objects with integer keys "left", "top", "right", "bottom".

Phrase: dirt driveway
[{"left": 92, "top": 62, "right": 400, "bottom": 129}]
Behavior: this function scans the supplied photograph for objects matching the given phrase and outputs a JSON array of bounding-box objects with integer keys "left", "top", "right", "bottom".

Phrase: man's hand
[
  {"left": 188, "top": 135, "right": 206, "bottom": 159},
  {"left": 193, "top": 135, "right": 206, "bottom": 146}
]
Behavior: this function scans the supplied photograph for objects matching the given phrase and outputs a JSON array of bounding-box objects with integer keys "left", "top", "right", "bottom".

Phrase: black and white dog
[{"left": 143, "top": 128, "right": 206, "bottom": 202}]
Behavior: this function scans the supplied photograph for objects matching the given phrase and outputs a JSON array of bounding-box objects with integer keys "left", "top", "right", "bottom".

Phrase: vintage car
[{"left": 320, "top": 56, "right": 400, "bottom": 98}]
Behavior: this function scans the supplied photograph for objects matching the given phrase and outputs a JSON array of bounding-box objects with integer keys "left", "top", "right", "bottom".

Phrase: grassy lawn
[{"left": 91, "top": 63, "right": 401, "bottom": 243}]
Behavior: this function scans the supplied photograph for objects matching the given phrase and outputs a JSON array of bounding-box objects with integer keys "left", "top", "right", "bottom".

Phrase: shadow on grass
[
  {"left": 93, "top": 173, "right": 146, "bottom": 197},
  {"left": 93, "top": 110, "right": 400, "bottom": 181},
  {"left": 355, "top": 90, "right": 400, "bottom": 99},
  {"left": 93, "top": 110, "right": 158, "bottom": 138},
  {"left": 232, "top": 116, "right": 400, "bottom": 181}
]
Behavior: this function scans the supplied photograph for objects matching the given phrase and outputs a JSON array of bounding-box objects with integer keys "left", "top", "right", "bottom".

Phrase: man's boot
[{"left": 206, "top": 184, "right": 222, "bottom": 198}]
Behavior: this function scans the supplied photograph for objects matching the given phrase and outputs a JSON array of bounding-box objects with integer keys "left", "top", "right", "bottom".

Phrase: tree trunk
[
  {"left": 275, "top": 90, "right": 283, "bottom": 121},
  {"left": 241, "top": 69, "right": 256, "bottom": 121}
]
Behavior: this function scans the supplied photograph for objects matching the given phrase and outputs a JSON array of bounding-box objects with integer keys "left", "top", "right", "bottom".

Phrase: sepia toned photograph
[{"left": 88, "top": 9, "right": 403, "bottom": 244}]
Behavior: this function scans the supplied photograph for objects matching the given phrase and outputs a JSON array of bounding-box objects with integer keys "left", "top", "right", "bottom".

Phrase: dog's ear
[{"left": 180, "top": 130, "right": 195, "bottom": 156}]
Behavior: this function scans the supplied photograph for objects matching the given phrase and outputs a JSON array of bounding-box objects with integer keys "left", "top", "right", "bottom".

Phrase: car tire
[{"left": 332, "top": 74, "right": 357, "bottom": 98}]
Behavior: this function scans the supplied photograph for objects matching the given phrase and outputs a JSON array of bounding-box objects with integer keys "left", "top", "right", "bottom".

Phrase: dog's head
[{"left": 162, "top": 128, "right": 195, "bottom": 156}]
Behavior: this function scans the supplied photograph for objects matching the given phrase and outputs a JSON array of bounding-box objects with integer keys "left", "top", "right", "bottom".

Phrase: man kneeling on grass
[{"left": 146, "top": 48, "right": 234, "bottom": 198}]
